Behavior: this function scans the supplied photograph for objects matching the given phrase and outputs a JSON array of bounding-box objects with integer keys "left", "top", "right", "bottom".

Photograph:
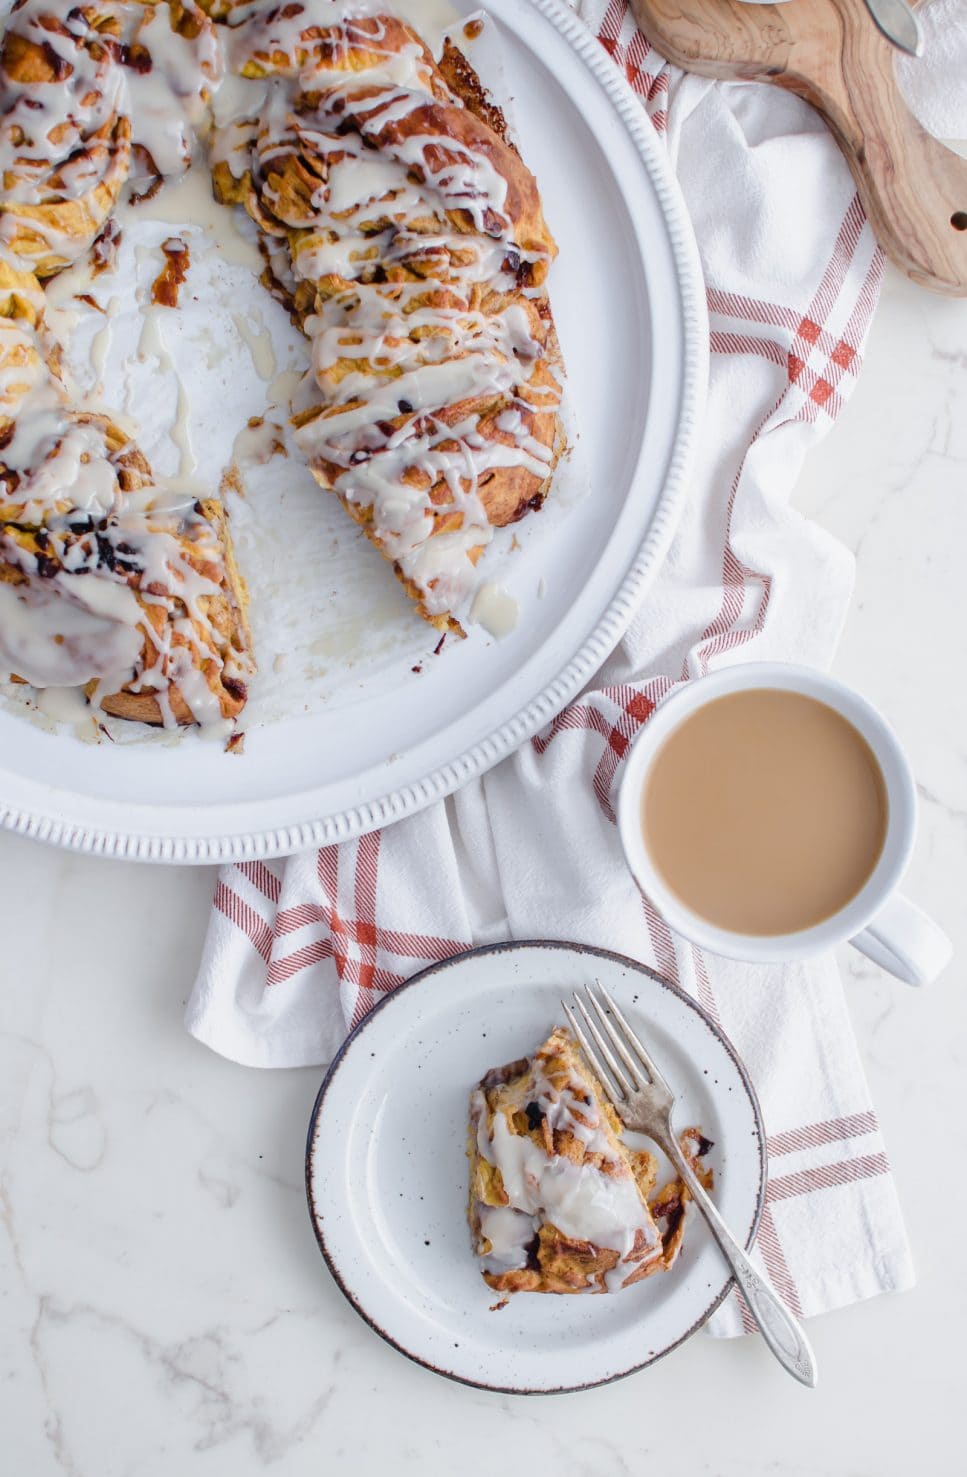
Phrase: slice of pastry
[
  {"left": 0, "top": 483, "right": 253, "bottom": 728},
  {"left": 469, "top": 1026, "right": 714, "bottom": 1295},
  {"left": 469, "top": 1026, "right": 667, "bottom": 1294},
  {"left": 0, "top": 234, "right": 251, "bottom": 729},
  {"left": 0, "top": 302, "right": 252, "bottom": 727}
]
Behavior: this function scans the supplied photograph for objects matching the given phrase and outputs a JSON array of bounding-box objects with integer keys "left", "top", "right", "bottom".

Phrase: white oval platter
[{"left": 0, "top": 0, "right": 706, "bottom": 862}]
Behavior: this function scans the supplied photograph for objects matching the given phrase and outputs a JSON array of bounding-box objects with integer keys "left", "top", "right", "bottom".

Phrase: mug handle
[{"left": 850, "top": 894, "right": 952, "bottom": 986}]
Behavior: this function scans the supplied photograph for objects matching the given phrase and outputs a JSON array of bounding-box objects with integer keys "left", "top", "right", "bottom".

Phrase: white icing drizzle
[
  {"left": 0, "top": 570, "right": 143, "bottom": 687},
  {"left": 35, "top": 681, "right": 100, "bottom": 726},
  {"left": 0, "top": 1, "right": 560, "bottom": 723},
  {"left": 485, "top": 1110, "right": 654, "bottom": 1255},
  {"left": 124, "top": 1, "right": 222, "bottom": 181},
  {"left": 475, "top": 1202, "right": 539, "bottom": 1274},
  {"left": 117, "top": 163, "right": 264, "bottom": 273},
  {"left": 40, "top": 257, "right": 93, "bottom": 341},
  {"left": 1, "top": 390, "right": 124, "bottom": 523},
  {"left": 231, "top": 306, "right": 277, "bottom": 381},
  {"left": 0, "top": 5, "right": 252, "bottom": 730},
  {"left": 0, "top": 3, "right": 125, "bottom": 202},
  {"left": 0, "top": 482, "right": 242, "bottom": 725},
  {"left": 232, "top": 414, "right": 282, "bottom": 465},
  {"left": 89, "top": 294, "right": 121, "bottom": 388},
  {"left": 136, "top": 304, "right": 196, "bottom": 478},
  {"left": 266, "top": 365, "right": 305, "bottom": 411},
  {"left": 0, "top": 299, "right": 244, "bottom": 728},
  {"left": 0, "top": 315, "right": 46, "bottom": 424}
]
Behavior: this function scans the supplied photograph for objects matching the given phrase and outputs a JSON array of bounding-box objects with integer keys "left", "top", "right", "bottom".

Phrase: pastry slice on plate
[
  {"left": 468, "top": 1025, "right": 712, "bottom": 1294},
  {"left": 468, "top": 1026, "right": 665, "bottom": 1294}
]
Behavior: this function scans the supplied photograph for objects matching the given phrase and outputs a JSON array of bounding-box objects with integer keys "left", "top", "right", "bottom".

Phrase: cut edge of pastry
[{"left": 93, "top": 495, "right": 254, "bottom": 728}]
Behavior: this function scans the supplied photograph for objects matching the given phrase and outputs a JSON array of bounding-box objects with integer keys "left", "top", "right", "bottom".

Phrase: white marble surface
[{"left": 1, "top": 264, "right": 965, "bottom": 1475}]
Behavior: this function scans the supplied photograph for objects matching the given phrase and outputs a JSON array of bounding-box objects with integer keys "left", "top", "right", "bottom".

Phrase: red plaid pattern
[
  {"left": 735, "top": 1115, "right": 891, "bottom": 1330},
  {"left": 214, "top": 848, "right": 470, "bottom": 1029},
  {"left": 707, "top": 197, "right": 882, "bottom": 425},
  {"left": 533, "top": 680, "right": 670, "bottom": 822},
  {"left": 596, "top": 0, "right": 669, "bottom": 132}
]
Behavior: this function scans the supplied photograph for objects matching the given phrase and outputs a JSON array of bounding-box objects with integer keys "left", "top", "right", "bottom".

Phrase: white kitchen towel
[
  {"left": 187, "top": 0, "right": 925, "bottom": 1334},
  {"left": 897, "top": 0, "right": 967, "bottom": 142}
]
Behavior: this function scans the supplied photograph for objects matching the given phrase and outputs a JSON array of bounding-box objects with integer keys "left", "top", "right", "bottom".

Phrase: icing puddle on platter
[{"left": 469, "top": 582, "right": 520, "bottom": 639}]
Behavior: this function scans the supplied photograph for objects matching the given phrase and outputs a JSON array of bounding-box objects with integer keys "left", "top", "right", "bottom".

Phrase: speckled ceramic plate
[
  {"left": 0, "top": 0, "right": 705, "bottom": 863},
  {"left": 305, "top": 941, "right": 765, "bottom": 1393}
]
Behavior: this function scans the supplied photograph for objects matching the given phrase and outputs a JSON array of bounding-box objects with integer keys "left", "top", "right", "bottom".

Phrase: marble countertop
[{"left": 2, "top": 264, "right": 965, "bottom": 1476}]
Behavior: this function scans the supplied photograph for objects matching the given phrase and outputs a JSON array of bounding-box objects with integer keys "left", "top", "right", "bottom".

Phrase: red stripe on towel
[
  {"left": 768, "top": 1111, "right": 879, "bottom": 1158},
  {"left": 767, "top": 1152, "right": 891, "bottom": 1202},
  {"left": 213, "top": 882, "right": 272, "bottom": 965}
]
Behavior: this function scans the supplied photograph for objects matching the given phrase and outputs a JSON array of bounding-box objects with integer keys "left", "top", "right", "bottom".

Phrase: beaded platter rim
[{"left": 0, "top": 0, "right": 708, "bottom": 863}]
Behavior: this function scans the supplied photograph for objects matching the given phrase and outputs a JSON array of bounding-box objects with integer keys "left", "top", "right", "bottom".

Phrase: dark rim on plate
[{"left": 304, "top": 939, "right": 768, "bottom": 1395}]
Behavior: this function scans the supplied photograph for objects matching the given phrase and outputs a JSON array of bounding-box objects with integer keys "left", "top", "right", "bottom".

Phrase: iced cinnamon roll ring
[{"left": 0, "top": 2, "right": 567, "bottom": 732}]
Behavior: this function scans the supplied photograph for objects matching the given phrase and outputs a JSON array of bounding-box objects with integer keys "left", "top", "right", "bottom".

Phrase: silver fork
[{"left": 562, "top": 983, "right": 817, "bottom": 1387}]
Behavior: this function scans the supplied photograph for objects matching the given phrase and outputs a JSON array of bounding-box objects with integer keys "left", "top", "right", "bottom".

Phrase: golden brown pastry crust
[
  {"left": 0, "top": 296, "right": 251, "bottom": 727},
  {"left": 0, "top": 450, "right": 252, "bottom": 726},
  {"left": 0, "top": 4, "right": 132, "bottom": 275},
  {"left": 437, "top": 36, "right": 519, "bottom": 154}
]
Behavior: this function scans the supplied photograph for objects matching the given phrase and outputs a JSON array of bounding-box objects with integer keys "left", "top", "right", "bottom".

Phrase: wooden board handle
[{"left": 629, "top": 0, "right": 967, "bottom": 295}]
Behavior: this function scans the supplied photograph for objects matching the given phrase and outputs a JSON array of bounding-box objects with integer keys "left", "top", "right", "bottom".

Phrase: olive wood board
[{"left": 630, "top": 0, "right": 967, "bottom": 295}]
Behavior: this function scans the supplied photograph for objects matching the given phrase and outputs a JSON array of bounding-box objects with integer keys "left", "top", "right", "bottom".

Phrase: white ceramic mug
[{"left": 617, "top": 662, "right": 952, "bottom": 985}]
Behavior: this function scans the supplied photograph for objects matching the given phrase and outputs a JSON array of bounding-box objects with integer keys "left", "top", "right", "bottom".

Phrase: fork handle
[{"left": 661, "top": 1136, "right": 818, "bottom": 1387}]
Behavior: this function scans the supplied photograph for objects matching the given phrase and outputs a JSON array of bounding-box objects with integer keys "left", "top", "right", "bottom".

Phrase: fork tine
[
  {"left": 583, "top": 983, "right": 650, "bottom": 1088},
  {"left": 570, "top": 993, "right": 634, "bottom": 1097},
  {"left": 561, "top": 1002, "right": 626, "bottom": 1106},
  {"left": 597, "top": 981, "right": 672, "bottom": 1093}
]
